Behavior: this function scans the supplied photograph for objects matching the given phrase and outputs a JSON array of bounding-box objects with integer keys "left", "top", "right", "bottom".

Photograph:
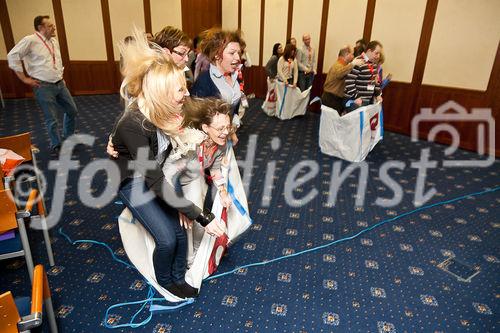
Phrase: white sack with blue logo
[
  {"left": 118, "top": 147, "right": 251, "bottom": 299},
  {"left": 184, "top": 146, "right": 252, "bottom": 290},
  {"left": 262, "top": 79, "right": 311, "bottom": 120},
  {"left": 319, "top": 103, "right": 383, "bottom": 162}
]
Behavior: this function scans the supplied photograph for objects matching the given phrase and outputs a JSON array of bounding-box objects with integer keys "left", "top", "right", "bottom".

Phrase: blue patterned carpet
[{"left": 0, "top": 95, "right": 498, "bottom": 332}]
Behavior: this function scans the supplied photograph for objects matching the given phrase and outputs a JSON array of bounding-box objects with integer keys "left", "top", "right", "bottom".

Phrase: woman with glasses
[
  {"left": 111, "top": 30, "right": 226, "bottom": 299},
  {"left": 153, "top": 26, "right": 194, "bottom": 85},
  {"left": 190, "top": 28, "right": 245, "bottom": 145},
  {"left": 163, "top": 97, "right": 234, "bottom": 267}
]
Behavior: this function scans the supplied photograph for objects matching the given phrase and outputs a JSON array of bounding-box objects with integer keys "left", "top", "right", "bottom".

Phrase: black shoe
[
  {"left": 175, "top": 281, "right": 199, "bottom": 298},
  {"left": 165, "top": 283, "right": 186, "bottom": 299}
]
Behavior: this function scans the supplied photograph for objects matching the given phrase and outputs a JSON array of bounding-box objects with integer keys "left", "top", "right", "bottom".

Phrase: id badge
[{"left": 367, "top": 84, "right": 375, "bottom": 91}]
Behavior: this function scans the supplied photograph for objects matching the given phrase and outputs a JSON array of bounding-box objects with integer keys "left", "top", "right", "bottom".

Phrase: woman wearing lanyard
[
  {"left": 277, "top": 43, "right": 299, "bottom": 88},
  {"left": 112, "top": 30, "right": 225, "bottom": 299},
  {"left": 162, "top": 97, "right": 233, "bottom": 267},
  {"left": 190, "top": 28, "right": 245, "bottom": 145}
]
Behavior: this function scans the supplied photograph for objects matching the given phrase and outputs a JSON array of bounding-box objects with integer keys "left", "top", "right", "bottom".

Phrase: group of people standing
[
  {"left": 109, "top": 26, "right": 249, "bottom": 299},
  {"left": 264, "top": 35, "right": 390, "bottom": 115},
  {"left": 8, "top": 15, "right": 249, "bottom": 300},
  {"left": 322, "top": 39, "right": 389, "bottom": 114},
  {"left": 265, "top": 34, "right": 316, "bottom": 91},
  {"left": 7, "top": 14, "right": 388, "bottom": 301}
]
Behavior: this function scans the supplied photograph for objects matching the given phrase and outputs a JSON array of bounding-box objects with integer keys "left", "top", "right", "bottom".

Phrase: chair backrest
[
  {"left": 0, "top": 189, "right": 18, "bottom": 233},
  {"left": 0, "top": 292, "right": 21, "bottom": 333},
  {"left": 0, "top": 132, "right": 33, "bottom": 162}
]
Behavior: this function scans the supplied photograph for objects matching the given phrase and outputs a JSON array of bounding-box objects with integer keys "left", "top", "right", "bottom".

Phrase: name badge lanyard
[
  {"left": 35, "top": 32, "right": 56, "bottom": 68},
  {"left": 366, "top": 62, "right": 377, "bottom": 84},
  {"left": 198, "top": 144, "right": 217, "bottom": 182}
]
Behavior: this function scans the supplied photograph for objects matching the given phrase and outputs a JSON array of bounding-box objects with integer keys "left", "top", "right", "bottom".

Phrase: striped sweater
[{"left": 344, "top": 57, "right": 381, "bottom": 102}]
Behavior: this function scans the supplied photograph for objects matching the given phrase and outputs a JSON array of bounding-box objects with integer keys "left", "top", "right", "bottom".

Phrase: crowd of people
[
  {"left": 7, "top": 16, "right": 251, "bottom": 299},
  {"left": 6, "top": 15, "right": 390, "bottom": 300},
  {"left": 265, "top": 34, "right": 317, "bottom": 92},
  {"left": 265, "top": 36, "right": 390, "bottom": 115},
  {"left": 109, "top": 26, "right": 248, "bottom": 299}
]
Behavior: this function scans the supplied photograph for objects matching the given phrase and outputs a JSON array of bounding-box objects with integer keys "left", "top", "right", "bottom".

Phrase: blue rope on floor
[{"left": 59, "top": 185, "right": 499, "bottom": 329}]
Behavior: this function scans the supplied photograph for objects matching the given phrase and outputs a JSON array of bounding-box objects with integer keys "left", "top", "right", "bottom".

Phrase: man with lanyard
[
  {"left": 297, "top": 33, "right": 316, "bottom": 91},
  {"left": 344, "top": 40, "right": 384, "bottom": 113},
  {"left": 7, "top": 15, "right": 78, "bottom": 154}
]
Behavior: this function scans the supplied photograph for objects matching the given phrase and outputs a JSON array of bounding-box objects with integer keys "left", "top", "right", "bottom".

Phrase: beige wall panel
[
  {"left": 323, "top": 0, "right": 367, "bottom": 73},
  {"left": 423, "top": 0, "right": 500, "bottom": 90},
  {"left": 263, "top": 0, "right": 288, "bottom": 66},
  {"left": 109, "top": 0, "right": 145, "bottom": 61},
  {"left": 291, "top": 0, "right": 322, "bottom": 70},
  {"left": 0, "top": 23, "right": 7, "bottom": 59},
  {"left": 222, "top": 0, "right": 238, "bottom": 30},
  {"left": 7, "top": 0, "right": 55, "bottom": 43},
  {"left": 241, "top": 0, "right": 261, "bottom": 65},
  {"left": 61, "top": 0, "right": 107, "bottom": 61},
  {"left": 371, "top": 0, "right": 426, "bottom": 83},
  {"left": 151, "top": 0, "right": 182, "bottom": 34}
]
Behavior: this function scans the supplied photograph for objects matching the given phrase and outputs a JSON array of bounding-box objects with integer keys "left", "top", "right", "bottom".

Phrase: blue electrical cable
[
  {"left": 58, "top": 228, "right": 194, "bottom": 329},
  {"left": 205, "top": 185, "right": 500, "bottom": 281},
  {"left": 60, "top": 185, "right": 499, "bottom": 329}
]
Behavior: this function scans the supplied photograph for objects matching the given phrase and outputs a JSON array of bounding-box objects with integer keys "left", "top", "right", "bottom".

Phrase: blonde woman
[{"left": 111, "top": 30, "right": 225, "bottom": 299}]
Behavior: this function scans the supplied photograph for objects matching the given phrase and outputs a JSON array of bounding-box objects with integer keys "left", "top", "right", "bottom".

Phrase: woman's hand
[
  {"left": 179, "top": 212, "right": 193, "bottom": 229},
  {"left": 219, "top": 188, "right": 232, "bottom": 208},
  {"left": 107, "top": 135, "right": 119, "bottom": 158},
  {"left": 205, "top": 218, "right": 225, "bottom": 237}
]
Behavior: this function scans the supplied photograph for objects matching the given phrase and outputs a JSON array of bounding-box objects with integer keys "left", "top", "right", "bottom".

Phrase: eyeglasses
[
  {"left": 210, "top": 125, "right": 231, "bottom": 133},
  {"left": 171, "top": 48, "right": 190, "bottom": 58}
]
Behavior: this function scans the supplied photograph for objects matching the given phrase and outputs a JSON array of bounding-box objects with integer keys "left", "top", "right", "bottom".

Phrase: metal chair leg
[
  {"left": 17, "top": 217, "right": 34, "bottom": 282},
  {"left": 40, "top": 216, "right": 55, "bottom": 266}
]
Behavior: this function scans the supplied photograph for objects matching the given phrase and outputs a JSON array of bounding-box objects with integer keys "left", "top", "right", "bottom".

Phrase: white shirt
[
  {"left": 298, "top": 44, "right": 316, "bottom": 73},
  {"left": 209, "top": 64, "right": 241, "bottom": 106},
  {"left": 7, "top": 32, "right": 64, "bottom": 83}
]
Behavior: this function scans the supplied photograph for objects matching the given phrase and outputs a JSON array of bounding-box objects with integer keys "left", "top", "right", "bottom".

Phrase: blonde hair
[{"left": 119, "top": 28, "right": 186, "bottom": 136}]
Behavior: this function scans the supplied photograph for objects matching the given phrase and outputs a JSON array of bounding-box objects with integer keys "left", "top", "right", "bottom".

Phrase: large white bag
[
  {"left": 118, "top": 147, "right": 251, "bottom": 299},
  {"left": 319, "top": 103, "right": 383, "bottom": 162},
  {"left": 118, "top": 209, "right": 183, "bottom": 303},
  {"left": 262, "top": 79, "right": 311, "bottom": 120},
  {"left": 262, "top": 78, "right": 277, "bottom": 116},
  {"left": 184, "top": 147, "right": 252, "bottom": 290}
]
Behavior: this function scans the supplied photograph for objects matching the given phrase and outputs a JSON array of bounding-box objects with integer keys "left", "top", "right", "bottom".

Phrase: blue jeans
[
  {"left": 33, "top": 80, "right": 77, "bottom": 148},
  {"left": 298, "top": 71, "right": 314, "bottom": 91},
  {"left": 118, "top": 177, "right": 187, "bottom": 287}
]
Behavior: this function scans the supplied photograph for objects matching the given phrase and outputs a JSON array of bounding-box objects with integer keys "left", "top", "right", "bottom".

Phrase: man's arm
[
  {"left": 296, "top": 49, "right": 308, "bottom": 72},
  {"left": 7, "top": 36, "right": 40, "bottom": 88},
  {"left": 344, "top": 65, "right": 360, "bottom": 99}
]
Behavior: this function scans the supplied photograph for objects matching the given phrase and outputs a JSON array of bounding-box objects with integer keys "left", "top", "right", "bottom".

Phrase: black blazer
[{"left": 111, "top": 110, "right": 202, "bottom": 220}]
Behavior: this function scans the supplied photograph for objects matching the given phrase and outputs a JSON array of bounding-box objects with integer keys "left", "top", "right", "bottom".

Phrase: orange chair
[
  {"left": 0, "top": 264, "right": 58, "bottom": 333},
  {"left": 0, "top": 132, "right": 54, "bottom": 266},
  {"left": 0, "top": 188, "right": 46, "bottom": 281}
]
